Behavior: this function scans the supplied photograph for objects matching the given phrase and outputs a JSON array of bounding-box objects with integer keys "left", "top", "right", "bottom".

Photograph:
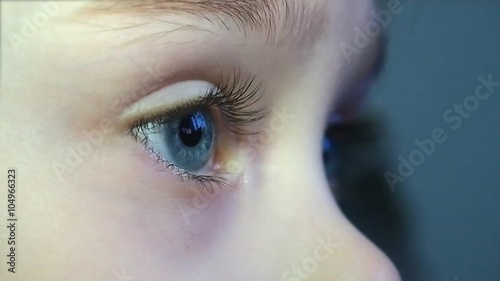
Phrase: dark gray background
[{"left": 365, "top": 0, "right": 499, "bottom": 280}]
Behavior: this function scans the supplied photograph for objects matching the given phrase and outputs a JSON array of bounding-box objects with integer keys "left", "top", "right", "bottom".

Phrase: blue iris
[{"left": 163, "top": 109, "right": 214, "bottom": 172}]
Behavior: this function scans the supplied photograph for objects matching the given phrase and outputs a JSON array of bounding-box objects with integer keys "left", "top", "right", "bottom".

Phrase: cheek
[{"left": 40, "top": 139, "right": 241, "bottom": 268}]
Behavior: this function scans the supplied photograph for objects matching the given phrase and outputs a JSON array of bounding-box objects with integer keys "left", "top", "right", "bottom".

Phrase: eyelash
[{"left": 128, "top": 70, "right": 267, "bottom": 191}]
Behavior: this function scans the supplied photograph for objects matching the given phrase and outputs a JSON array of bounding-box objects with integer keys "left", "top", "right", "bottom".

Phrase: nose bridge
[
  {"left": 250, "top": 143, "right": 401, "bottom": 281},
  {"left": 259, "top": 179, "right": 400, "bottom": 280}
]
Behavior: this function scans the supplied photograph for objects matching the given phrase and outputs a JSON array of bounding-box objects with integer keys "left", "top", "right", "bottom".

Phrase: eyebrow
[{"left": 83, "top": 0, "right": 326, "bottom": 45}]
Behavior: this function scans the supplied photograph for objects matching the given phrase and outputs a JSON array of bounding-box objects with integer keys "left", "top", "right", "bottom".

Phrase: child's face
[{"left": 1, "top": 1, "right": 399, "bottom": 280}]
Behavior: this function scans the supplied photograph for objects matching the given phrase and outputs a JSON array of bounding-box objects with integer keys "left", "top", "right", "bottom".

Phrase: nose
[{"left": 238, "top": 134, "right": 402, "bottom": 281}]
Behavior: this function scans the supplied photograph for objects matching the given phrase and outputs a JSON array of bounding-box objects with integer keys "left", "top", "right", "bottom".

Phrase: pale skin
[{"left": 0, "top": 1, "right": 400, "bottom": 280}]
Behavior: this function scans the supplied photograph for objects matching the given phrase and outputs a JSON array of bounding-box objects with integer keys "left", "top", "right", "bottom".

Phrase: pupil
[{"left": 179, "top": 112, "right": 204, "bottom": 147}]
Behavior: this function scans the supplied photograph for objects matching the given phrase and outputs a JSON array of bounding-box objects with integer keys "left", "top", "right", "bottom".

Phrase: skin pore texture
[{"left": 0, "top": 1, "right": 400, "bottom": 280}]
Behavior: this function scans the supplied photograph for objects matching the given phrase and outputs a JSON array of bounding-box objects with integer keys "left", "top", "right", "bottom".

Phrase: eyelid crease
[{"left": 121, "top": 80, "right": 215, "bottom": 122}]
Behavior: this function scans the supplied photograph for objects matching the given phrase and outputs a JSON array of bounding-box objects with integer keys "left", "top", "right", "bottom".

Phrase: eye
[
  {"left": 323, "top": 134, "right": 336, "bottom": 168},
  {"left": 323, "top": 123, "right": 338, "bottom": 182},
  {"left": 322, "top": 118, "right": 357, "bottom": 183},
  {"left": 140, "top": 108, "right": 215, "bottom": 173},
  {"left": 127, "top": 73, "right": 266, "bottom": 191}
]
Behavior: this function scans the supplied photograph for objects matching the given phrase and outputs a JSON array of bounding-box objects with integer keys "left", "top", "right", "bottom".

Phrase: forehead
[
  {"left": 4, "top": 1, "right": 376, "bottom": 55},
  {"left": 3, "top": 0, "right": 381, "bottom": 103}
]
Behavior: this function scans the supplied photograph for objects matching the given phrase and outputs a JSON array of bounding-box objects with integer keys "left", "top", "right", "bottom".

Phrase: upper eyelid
[
  {"left": 123, "top": 72, "right": 267, "bottom": 135},
  {"left": 120, "top": 80, "right": 214, "bottom": 124},
  {"left": 118, "top": 70, "right": 262, "bottom": 119}
]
